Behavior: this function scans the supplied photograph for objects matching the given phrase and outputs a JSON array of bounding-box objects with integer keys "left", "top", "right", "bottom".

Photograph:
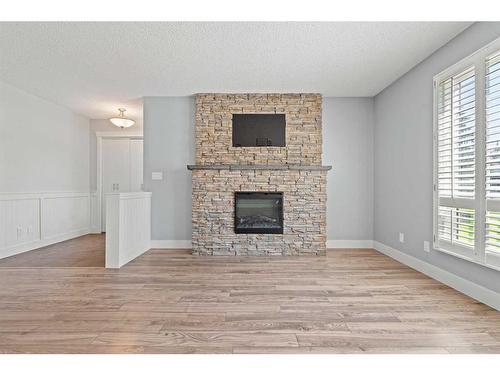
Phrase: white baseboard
[
  {"left": 327, "top": 240, "right": 374, "bottom": 249},
  {"left": 150, "top": 240, "right": 192, "bottom": 249},
  {"left": 152, "top": 240, "right": 373, "bottom": 250},
  {"left": 1, "top": 228, "right": 90, "bottom": 260},
  {"left": 373, "top": 241, "right": 500, "bottom": 311}
]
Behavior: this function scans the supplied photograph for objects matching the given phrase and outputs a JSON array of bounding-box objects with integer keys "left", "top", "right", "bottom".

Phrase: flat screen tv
[{"left": 232, "top": 114, "right": 286, "bottom": 147}]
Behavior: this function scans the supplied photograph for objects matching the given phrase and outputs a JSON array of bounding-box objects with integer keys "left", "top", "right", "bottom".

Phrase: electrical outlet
[
  {"left": 423, "top": 241, "right": 430, "bottom": 253},
  {"left": 399, "top": 232, "right": 405, "bottom": 243}
]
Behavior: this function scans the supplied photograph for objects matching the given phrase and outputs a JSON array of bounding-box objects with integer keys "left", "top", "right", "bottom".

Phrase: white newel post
[{"left": 105, "top": 192, "right": 152, "bottom": 268}]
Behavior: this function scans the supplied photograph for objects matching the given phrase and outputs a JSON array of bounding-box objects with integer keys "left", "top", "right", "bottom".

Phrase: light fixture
[{"left": 109, "top": 108, "right": 135, "bottom": 128}]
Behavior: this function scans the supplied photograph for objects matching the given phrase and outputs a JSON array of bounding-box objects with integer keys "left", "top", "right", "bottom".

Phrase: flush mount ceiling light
[{"left": 109, "top": 108, "right": 135, "bottom": 128}]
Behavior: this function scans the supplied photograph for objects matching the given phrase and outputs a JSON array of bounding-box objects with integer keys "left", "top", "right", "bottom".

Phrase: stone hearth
[{"left": 188, "top": 93, "right": 331, "bottom": 256}]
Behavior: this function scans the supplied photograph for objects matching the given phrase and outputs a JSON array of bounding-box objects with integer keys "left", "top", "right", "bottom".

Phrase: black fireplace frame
[{"left": 234, "top": 192, "right": 284, "bottom": 234}]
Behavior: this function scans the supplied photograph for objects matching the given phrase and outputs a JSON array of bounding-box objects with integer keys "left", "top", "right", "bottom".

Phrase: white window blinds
[
  {"left": 436, "top": 67, "right": 476, "bottom": 258},
  {"left": 434, "top": 37, "right": 500, "bottom": 271},
  {"left": 485, "top": 50, "right": 500, "bottom": 268},
  {"left": 438, "top": 68, "right": 476, "bottom": 199}
]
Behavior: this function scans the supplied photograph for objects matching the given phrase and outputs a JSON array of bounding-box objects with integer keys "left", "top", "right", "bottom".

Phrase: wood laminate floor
[
  {"left": 0, "top": 234, "right": 499, "bottom": 354},
  {"left": 0, "top": 234, "right": 104, "bottom": 268}
]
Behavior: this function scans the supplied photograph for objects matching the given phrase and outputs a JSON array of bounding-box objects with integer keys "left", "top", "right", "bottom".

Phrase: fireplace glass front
[{"left": 234, "top": 192, "right": 284, "bottom": 234}]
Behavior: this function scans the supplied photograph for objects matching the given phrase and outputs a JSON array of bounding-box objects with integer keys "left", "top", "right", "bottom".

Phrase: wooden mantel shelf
[{"left": 187, "top": 164, "right": 332, "bottom": 171}]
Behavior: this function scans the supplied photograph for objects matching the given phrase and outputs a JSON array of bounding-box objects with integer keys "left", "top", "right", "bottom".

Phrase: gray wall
[
  {"left": 323, "top": 98, "right": 374, "bottom": 241},
  {"left": 143, "top": 97, "right": 195, "bottom": 241},
  {"left": 143, "top": 96, "right": 374, "bottom": 243},
  {"left": 374, "top": 22, "right": 500, "bottom": 292},
  {"left": 0, "top": 80, "right": 90, "bottom": 192}
]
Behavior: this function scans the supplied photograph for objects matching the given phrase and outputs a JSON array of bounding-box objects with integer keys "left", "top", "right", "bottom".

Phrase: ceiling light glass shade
[
  {"left": 109, "top": 108, "right": 135, "bottom": 128},
  {"left": 109, "top": 117, "right": 135, "bottom": 128}
]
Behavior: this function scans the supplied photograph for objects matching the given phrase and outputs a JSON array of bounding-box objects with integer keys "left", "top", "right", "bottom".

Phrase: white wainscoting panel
[
  {"left": 42, "top": 194, "right": 89, "bottom": 240},
  {"left": 0, "top": 192, "right": 91, "bottom": 259},
  {"left": 90, "top": 191, "right": 101, "bottom": 233},
  {"left": 105, "top": 192, "right": 152, "bottom": 268},
  {"left": 0, "top": 198, "right": 40, "bottom": 256}
]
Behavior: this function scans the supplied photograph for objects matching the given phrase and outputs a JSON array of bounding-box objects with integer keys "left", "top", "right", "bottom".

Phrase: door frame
[{"left": 96, "top": 131, "right": 143, "bottom": 232}]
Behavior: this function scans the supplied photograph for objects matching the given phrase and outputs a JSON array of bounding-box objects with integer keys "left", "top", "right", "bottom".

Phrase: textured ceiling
[{"left": 0, "top": 22, "right": 471, "bottom": 119}]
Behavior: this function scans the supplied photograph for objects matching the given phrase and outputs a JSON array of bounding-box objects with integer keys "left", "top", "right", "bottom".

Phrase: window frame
[{"left": 433, "top": 36, "right": 500, "bottom": 272}]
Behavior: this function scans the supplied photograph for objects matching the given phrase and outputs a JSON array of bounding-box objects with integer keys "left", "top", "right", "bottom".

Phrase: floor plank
[{"left": 0, "top": 234, "right": 498, "bottom": 353}]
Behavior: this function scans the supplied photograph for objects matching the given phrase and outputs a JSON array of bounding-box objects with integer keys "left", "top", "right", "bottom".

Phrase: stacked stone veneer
[
  {"left": 196, "top": 94, "right": 322, "bottom": 165},
  {"left": 189, "top": 93, "right": 330, "bottom": 256}
]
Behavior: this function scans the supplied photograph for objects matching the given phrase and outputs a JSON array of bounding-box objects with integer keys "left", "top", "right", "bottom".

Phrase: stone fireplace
[{"left": 187, "top": 93, "right": 332, "bottom": 256}]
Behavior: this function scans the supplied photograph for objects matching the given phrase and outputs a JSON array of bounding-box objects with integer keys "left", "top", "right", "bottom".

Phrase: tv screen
[{"left": 232, "top": 114, "right": 286, "bottom": 147}]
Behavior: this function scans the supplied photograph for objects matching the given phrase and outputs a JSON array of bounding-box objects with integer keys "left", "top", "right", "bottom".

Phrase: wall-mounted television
[{"left": 232, "top": 114, "right": 286, "bottom": 147}]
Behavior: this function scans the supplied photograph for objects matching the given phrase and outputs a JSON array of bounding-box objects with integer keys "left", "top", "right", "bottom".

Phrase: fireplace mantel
[{"left": 187, "top": 164, "right": 332, "bottom": 171}]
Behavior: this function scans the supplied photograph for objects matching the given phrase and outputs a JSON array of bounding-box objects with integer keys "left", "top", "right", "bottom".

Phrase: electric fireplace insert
[{"left": 234, "top": 192, "right": 284, "bottom": 234}]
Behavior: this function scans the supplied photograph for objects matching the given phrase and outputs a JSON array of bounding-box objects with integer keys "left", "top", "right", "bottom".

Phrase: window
[
  {"left": 434, "top": 37, "right": 500, "bottom": 271},
  {"left": 485, "top": 48, "right": 500, "bottom": 268}
]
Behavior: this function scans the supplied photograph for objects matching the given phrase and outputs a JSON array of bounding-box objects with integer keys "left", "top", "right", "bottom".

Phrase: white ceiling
[{"left": 0, "top": 22, "right": 471, "bottom": 119}]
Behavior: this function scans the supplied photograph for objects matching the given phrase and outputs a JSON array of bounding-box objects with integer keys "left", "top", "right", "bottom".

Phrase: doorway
[{"left": 97, "top": 133, "right": 143, "bottom": 232}]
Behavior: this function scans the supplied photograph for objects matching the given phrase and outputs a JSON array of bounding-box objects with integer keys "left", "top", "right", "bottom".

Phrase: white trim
[
  {"left": 105, "top": 192, "right": 152, "bottom": 199},
  {"left": 151, "top": 240, "right": 375, "bottom": 250},
  {"left": 89, "top": 191, "right": 101, "bottom": 233},
  {"left": 95, "top": 131, "right": 143, "bottom": 138},
  {"left": 433, "top": 36, "right": 500, "bottom": 82},
  {"left": 150, "top": 240, "right": 192, "bottom": 249},
  {"left": 438, "top": 197, "right": 475, "bottom": 210},
  {"left": 486, "top": 251, "right": 500, "bottom": 271},
  {"left": 486, "top": 199, "right": 500, "bottom": 212},
  {"left": 433, "top": 36, "right": 500, "bottom": 268},
  {"left": 432, "top": 69, "right": 438, "bottom": 253},
  {"left": 96, "top": 131, "right": 144, "bottom": 232},
  {"left": 475, "top": 51, "right": 487, "bottom": 264},
  {"left": 0, "top": 191, "right": 90, "bottom": 200},
  {"left": 326, "top": 240, "right": 374, "bottom": 249},
  {"left": 97, "top": 135, "right": 103, "bottom": 231},
  {"left": 373, "top": 241, "right": 500, "bottom": 312}
]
